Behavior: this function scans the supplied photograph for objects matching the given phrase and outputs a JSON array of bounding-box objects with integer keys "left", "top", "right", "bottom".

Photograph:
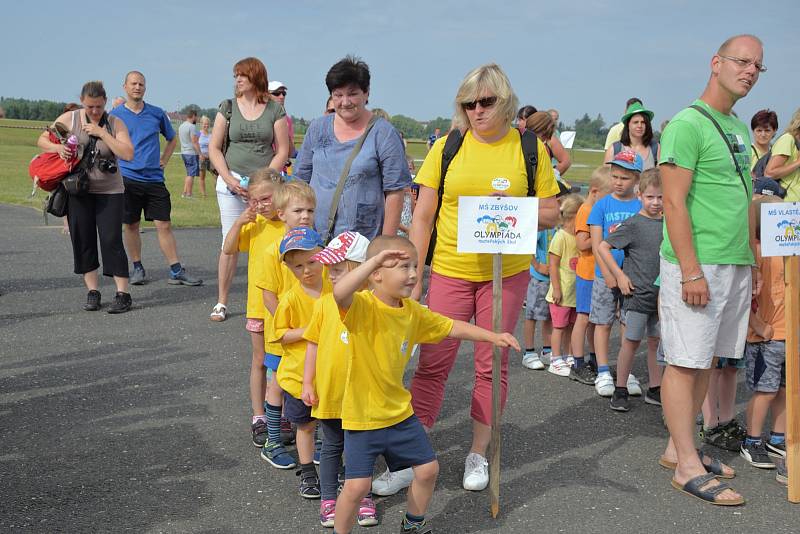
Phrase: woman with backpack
[
  {"left": 207, "top": 57, "right": 291, "bottom": 322},
  {"left": 604, "top": 101, "right": 660, "bottom": 170},
  {"left": 765, "top": 107, "right": 800, "bottom": 202},
  {"left": 749, "top": 109, "right": 778, "bottom": 174},
  {"left": 37, "top": 81, "right": 135, "bottom": 313}
]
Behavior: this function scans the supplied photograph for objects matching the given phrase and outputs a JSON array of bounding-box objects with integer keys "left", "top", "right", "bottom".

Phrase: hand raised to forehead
[{"left": 374, "top": 249, "right": 410, "bottom": 269}]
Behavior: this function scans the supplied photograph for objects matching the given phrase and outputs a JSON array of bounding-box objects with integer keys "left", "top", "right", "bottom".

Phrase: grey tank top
[{"left": 70, "top": 111, "right": 124, "bottom": 194}]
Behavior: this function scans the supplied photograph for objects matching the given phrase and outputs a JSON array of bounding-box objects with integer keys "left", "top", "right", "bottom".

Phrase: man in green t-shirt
[{"left": 658, "top": 34, "right": 764, "bottom": 507}]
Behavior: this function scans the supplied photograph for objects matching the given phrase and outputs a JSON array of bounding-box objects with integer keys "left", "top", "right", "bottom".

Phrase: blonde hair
[
  {"left": 559, "top": 194, "right": 584, "bottom": 223},
  {"left": 453, "top": 63, "right": 518, "bottom": 133},
  {"left": 638, "top": 168, "right": 662, "bottom": 194},
  {"left": 525, "top": 111, "right": 555, "bottom": 141},
  {"left": 249, "top": 167, "right": 284, "bottom": 190},
  {"left": 273, "top": 180, "right": 316, "bottom": 211},
  {"left": 200, "top": 115, "right": 210, "bottom": 127},
  {"left": 784, "top": 108, "right": 800, "bottom": 137},
  {"left": 589, "top": 166, "right": 611, "bottom": 192},
  {"left": 366, "top": 235, "right": 416, "bottom": 260}
]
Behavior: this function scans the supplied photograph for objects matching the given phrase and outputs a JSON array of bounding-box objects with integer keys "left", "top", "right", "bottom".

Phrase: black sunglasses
[
  {"left": 461, "top": 96, "right": 498, "bottom": 111},
  {"left": 271, "top": 90, "right": 287, "bottom": 97}
]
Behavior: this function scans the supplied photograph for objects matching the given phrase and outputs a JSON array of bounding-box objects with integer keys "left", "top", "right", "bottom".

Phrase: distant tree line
[{"left": 0, "top": 97, "right": 68, "bottom": 121}]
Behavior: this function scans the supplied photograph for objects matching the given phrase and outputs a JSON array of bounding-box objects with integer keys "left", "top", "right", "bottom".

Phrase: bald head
[
  {"left": 124, "top": 71, "right": 145, "bottom": 84},
  {"left": 718, "top": 34, "right": 762, "bottom": 56}
]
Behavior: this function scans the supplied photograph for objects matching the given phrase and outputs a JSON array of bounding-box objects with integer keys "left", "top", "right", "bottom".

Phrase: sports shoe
[
  {"left": 463, "top": 452, "right": 489, "bottom": 491},
  {"left": 776, "top": 458, "right": 787, "bottom": 485},
  {"left": 319, "top": 499, "right": 336, "bottom": 528},
  {"left": 547, "top": 358, "right": 571, "bottom": 377},
  {"left": 84, "top": 289, "right": 101, "bottom": 311},
  {"left": 107, "top": 292, "right": 132, "bottom": 314},
  {"left": 594, "top": 373, "right": 614, "bottom": 397},
  {"left": 766, "top": 440, "right": 786, "bottom": 458},
  {"left": 130, "top": 265, "right": 146, "bottom": 285},
  {"left": 280, "top": 417, "right": 296, "bottom": 445},
  {"left": 261, "top": 442, "right": 296, "bottom": 469},
  {"left": 372, "top": 467, "right": 413, "bottom": 496},
  {"left": 644, "top": 386, "right": 662, "bottom": 406},
  {"left": 724, "top": 419, "right": 747, "bottom": 441},
  {"left": 569, "top": 365, "right": 597, "bottom": 385},
  {"left": 703, "top": 421, "right": 743, "bottom": 451},
  {"left": 521, "top": 351, "right": 545, "bottom": 370},
  {"left": 209, "top": 303, "right": 227, "bottom": 322},
  {"left": 298, "top": 468, "right": 321, "bottom": 499},
  {"left": 251, "top": 419, "right": 268, "bottom": 448},
  {"left": 313, "top": 439, "right": 323, "bottom": 465},
  {"left": 609, "top": 389, "right": 630, "bottom": 412},
  {"left": 564, "top": 355, "right": 575, "bottom": 367},
  {"left": 739, "top": 440, "right": 775, "bottom": 469},
  {"left": 401, "top": 519, "right": 432, "bottom": 533},
  {"left": 168, "top": 267, "right": 203, "bottom": 286},
  {"left": 626, "top": 374, "right": 642, "bottom": 396},
  {"left": 357, "top": 496, "right": 378, "bottom": 526}
]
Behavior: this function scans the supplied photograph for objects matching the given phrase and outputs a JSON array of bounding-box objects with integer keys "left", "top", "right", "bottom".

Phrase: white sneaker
[
  {"left": 463, "top": 452, "right": 489, "bottom": 491},
  {"left": 547, "top": 358, "right": 571, "bottom": 377},
  {"left": 594, "top": 373, "right": 615, "bottom": 397},
  {"left": 564, "top": 355, "right": 575, "bottom": 367},
  {"left": 371, "top": 467, "right": 413, "bottom": 496},
  {"left": 521, "top": 352, "right": 545, "bottom": 370},
  {"left": 627, "top": 374, "right": 642, "bottom": 396}
]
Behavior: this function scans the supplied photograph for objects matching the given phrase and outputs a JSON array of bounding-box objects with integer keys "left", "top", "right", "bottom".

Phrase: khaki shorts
[{"left": 658, "top": 258, "right": 751, "bottom": 369}]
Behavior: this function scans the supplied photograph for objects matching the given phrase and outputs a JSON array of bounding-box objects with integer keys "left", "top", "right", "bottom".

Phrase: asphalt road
[{"left": 1, "top": 203, "right": 796, "bottom": 533}]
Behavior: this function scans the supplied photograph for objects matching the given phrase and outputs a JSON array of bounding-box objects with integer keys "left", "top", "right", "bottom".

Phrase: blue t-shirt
[
  {"left": 530, "top": 228, "right": 556, "bottom": 282},
  {"left": 111, "top": 103, "right": 176, "bottom": 183},
  {"left": 587, "top": 194, "right": 642, "bottom": 277},
  {"left": 294, "top": 115, "right": 412, "bottom": 240}
]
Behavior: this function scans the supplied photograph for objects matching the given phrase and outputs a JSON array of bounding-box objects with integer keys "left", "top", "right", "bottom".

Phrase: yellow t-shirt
[
  {"left": 545, "top": 229, "right": 578, "bottom": 308},
  {"left": 271, "top": 281, "right": 333, "bottom": 399},
  {"left": 604, "top": 122, "right": 624, "bottom": 150},
  {"left": 771, "top": 133, "right": 800, "bottom": 201},
  {"left": 239, "top": 215, "right": 285, "bottom": 319},
  {"left": 341, "top": 291, "right": 453, "bottom": 430},
  {"left": 255, "top": 239, "right": 297, "bottom": 355},
  {"left": 415, "top": 129, "right": 560, "bottom": 282},
  {"left": 303, "top": 294, "right": 350, "bottom": 419}
]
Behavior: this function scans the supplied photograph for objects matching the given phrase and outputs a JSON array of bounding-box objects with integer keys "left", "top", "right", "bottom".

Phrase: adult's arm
[
  {"left": 538, "top": 197, "right": 559, "bottom": 229},
  {"left": 549, "top": 135, "right": 571, "bottom": 175},
  {"left": 191, "top": 130, "right": 201, "bottom": 155},
  {"left": 160, "top": 136, "right": 177, "bottom": 169},
  {"left": 764, "top": 153, "right": 800, "bottom": 179},
  {"left": 269, "top": 116, "right": 290, "bottom": 171},
  {"left": 38, "top": 112, "right": 75, "bottom": 159},
  {"left": 377, "top": 122, "right": 413, "bottom": 235},
  {"left": 80, "top": 116, "right": 134, "bottom": 161},
  {"left": 409, "top": 185, "right": 438, "bottom": 300},
  {"left": 590, "top": 225, "right": 616, "bottom": 286},
  {"left": 603, "top": 144, "right": 614, "bottom": 164},
  {"left": 208, "top": 111, "right": 241, "bottom": 192},
  {"left": 382, "top": 190, "right": 405, "bottom": 235}
]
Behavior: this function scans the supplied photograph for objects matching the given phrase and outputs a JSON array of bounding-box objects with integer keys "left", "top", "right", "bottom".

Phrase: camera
[{"left": 97, "top": 159, "right": 118, "bottom": 174}]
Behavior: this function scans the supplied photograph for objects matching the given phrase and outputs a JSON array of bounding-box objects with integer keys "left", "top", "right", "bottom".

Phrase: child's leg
[
  {"left": 296, "top": 419, "right": 317, "bottom": 465},
  {"left": 541, "top": 319, "right": 553, "bottom": 354},
  {"left": 717, "top": 365, "right": 739, "bottom": 424},
  {"left": 334, "top": 478, "right": 371, "bottom": 533},
  {"left": 561, "top": 321, "right": 573, "bottom": 356},
  {"left": 772, "top": 387, "right": 786, "bottom": 435},
  {"left": 615, "top": 338, "right": 641, "bottom": 388},
  {"left": 593, "top": 324, "right": 612, "bottom": 367},
  {"left": 588, "top": 279, "right": 616, "bottom": 370},
  {"left": 745, "top": 391, "right": 776, "bottom": 438},
  {"left": 319, "top": 419, "right": 345, "bottom": 501},
  {"left": 571, "top": 313, "right": 589, "bottom": 360},
  {"left": 265, "top": 363, "right": 284, "bottom": 445},
  {"left": 646, "top": 336, "right": 662, "bottom": 388},
  {"left": 249, "top": 331, "right": 266, "bottom": 416},
  {"left": 550, "top": 326, "right": 564, "bottom": 358},
  {"left": 523, "top": 318, "right": 536, "bottom": 352},
  {"left": 587, "top": 322, "right": 596, "bottom": 355},
  {"left": 406, "top": 460, "right": 439, "bottom": 516}
]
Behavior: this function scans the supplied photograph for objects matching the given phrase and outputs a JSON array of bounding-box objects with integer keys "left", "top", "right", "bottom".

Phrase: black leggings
[{"left": 67, "top": 193, "right": 129, "bottom": 278}]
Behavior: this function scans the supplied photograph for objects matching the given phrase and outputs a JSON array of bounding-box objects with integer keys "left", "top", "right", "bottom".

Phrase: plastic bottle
[
  {"left": 239, "top": 175, "right": 250, "bottom": 189},
  {"left": 65, "top": 135, "right": 79, "bottom": 158}
]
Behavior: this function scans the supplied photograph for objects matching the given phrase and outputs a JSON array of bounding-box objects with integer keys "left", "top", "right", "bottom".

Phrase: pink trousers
[{"left": 410, "top": 269, "right": 529, "bottom": 427}]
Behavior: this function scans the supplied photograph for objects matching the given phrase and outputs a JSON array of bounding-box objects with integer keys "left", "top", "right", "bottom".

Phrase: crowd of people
[{"left": 36, "top": 32, "right": 800, "bottom": 532}]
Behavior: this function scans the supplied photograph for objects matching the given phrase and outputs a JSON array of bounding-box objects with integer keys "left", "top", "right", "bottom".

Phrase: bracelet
[{"left": 680, "top": 273, "right": 705, "bottom": 285}]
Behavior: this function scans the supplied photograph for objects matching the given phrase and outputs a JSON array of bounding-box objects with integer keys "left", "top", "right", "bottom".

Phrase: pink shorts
[
  {"left": 548, "top": 303, "right": 577, "bottom": 328},
  {"left": 245, "top": 318, "right": 264, "bottom": 333}
]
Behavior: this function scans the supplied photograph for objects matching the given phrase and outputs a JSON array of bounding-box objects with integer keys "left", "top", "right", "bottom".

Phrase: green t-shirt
[
  {"left": 770, "top": 132, "right": 800, "bottom": 202},
  {"left": 658, "top": 99, "right": 753, "bottom": 266},
  {"left": 224, "top": 99, "right": 286, "bottom": 176}
]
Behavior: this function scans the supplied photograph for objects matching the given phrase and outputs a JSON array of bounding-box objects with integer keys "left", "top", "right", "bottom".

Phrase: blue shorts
[
  {"left": 264, "top": 353, "right": 281, "bottom": 372},
  {"left": 283, "top": 391, "right": 314, "bottom": 424},
  {"left": 181, "top": 154, "right": 199, "bottom": 176},
  {"left": 344, "top": 415, "right": 436, "bottom": 479},
  {"left": 575, "top": 276, "right": 593, "bottom": 314}
]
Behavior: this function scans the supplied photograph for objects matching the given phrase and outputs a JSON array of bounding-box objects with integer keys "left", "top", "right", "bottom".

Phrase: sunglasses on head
[
  {"left": 461, "top": 96, "right": 498, "bottom": 111},
  {"left": 271, "top": 90, "right": 287, "bottom": 97}
]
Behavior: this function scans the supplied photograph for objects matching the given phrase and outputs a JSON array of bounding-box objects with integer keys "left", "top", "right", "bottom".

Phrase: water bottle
[
  {"left": 239, "top": 175, "right": 250, "bottom": 190},
  {"left": 65, "top": 135, "right": 79, "bottom": 158}
]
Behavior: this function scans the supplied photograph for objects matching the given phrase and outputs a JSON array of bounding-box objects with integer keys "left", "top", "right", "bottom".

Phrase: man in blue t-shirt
[{"left": 111, "top": 71, "right": 201, "bottom": 286}]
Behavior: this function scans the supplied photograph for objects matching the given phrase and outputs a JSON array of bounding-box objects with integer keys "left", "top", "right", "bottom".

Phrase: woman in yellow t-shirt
[
  {"left": 408, "top": 63, "right": 559, "bottom": 492},
  {"left": 765, "top": 108, "right": 800, "bottom": 201}
]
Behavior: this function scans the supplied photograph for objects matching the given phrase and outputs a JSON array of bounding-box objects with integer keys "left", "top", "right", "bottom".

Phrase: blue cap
[
  {"left": 279, "top": 227, "right": 324, "bottom": 259},
  {"left": 753, "top": 178, "right": 787, "bottom": 199},
  {"left": 608, "top": 150, "right": 644, "bottom": 173}
]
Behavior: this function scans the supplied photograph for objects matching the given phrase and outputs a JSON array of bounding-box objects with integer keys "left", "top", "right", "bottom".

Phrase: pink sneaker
[
  {"left": 357, "top": 496, "right": 378, "bottom": 526},
  {"left": 319, "top": 499, "right": 336, "bottom": 528}
]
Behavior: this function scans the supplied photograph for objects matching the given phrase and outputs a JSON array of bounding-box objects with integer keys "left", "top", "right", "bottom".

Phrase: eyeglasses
[
  {"left": 461, "top": 96, "right": 498, "bottom": 111},
  {"left": 270, "top": 90, "right": 287, "bottom": 97},
  {"left": 249, "top": 196, "right": 272, "bottom": 206},
  {"left": 718, "top": 55, "right": 767, "bottom": 73}
]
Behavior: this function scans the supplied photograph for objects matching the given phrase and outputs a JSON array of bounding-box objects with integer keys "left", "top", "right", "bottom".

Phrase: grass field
[{"left": 0, "top": 119, "right": 603, "bottom": 227}]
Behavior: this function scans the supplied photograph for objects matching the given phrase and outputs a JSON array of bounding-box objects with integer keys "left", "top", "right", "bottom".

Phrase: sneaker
[
  {"left": 251, "top": 419, "right": 268, "bottom": 448},
  {"left": 547, "top": 358, "right": 571, "bottom": 377},
  {"left": 313, "top": 439, "right": 323, "bottom": 465},
  {"left": 372, "top": 467, "right": 414, "bottom": 496},
  {"left": 644, "top": 386, "right": 662, "bottom": 406},
  {"left": 83, "top": 289, "right": 101, "bottom": 311},
  {"left": 209, "top": 303, "right": 227, "bottom": 322},
  {"left": 776, "top": 458, "right": 788, "bottom": 486},
  {"left": 626, "top": 374, "right": 642, "bottom": 396},
  {"left": 704, "top": 421, "right": 743, "bottom": 451},
  {"left": 280, "top": 417, "right": 296, "bottom": 445},
  {"left": 724, "top": 419, "right": 747, "bottom": 441},
  {"left": 319, "top": 499, "right": 336, "bottom": 528},
  {"left": 594, "top": 373, "right": 615, "bottom": 397},
  {"left": 168, "top": 267, "right": 203, "bottom": 286},
  {"left": 401, "top": 519, "right": 432, "bottom": 533},
  {"left": 766, "top": 440, "right": 786, "bottom": 458},
  {"left": 357, "top": 496, "right": 378, "bottom": 527},
  {"left": 564, "top": 355, "right": 575, "bottom": 367},
  {"left": 130, "top": 265, "right": 146, "bottom": 285},
  {"left": 261, "top": 442, "right": 297, "bottom": 469},
  {"left": 298, "top": 468, "right": 321, "bottom": 499},
  {"left": 739, "top": 440, "right": 776, "bottom": 469},
  {"left": 609, "top": 389, "right": 630, "bottom": 412},
  {"left": 107, "top": 292, "right": 132, "bottom": 314},
  {"left": 463, "top": 452, "right": 489, "bottom": 491},
  {"left": 521, "top": 351, "right": 545, "bottom": 370},
  {"left": 570, "top": 365, "right": 597, "bottom": 385}
]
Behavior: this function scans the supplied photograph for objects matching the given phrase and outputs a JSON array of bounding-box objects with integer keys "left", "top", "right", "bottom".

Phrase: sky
[{"left": 1, "top": 1, "right": 797, "bottom": 130}]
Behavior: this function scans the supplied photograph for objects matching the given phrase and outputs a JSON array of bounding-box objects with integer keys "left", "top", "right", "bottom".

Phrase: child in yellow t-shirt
[
  {"left": 269, "top": 226, "right": 331, "bottom": 499},
  {"left": 221, "top": 168, "right": 285, "bottom": 450},
  {"left": 331, "top": 235, "right": 520, "bottom": 534},
  {"left": 256, "top": 181, "right": 317, "bottom": 470},
  {"left": 545, "top": 194, "right": 583, "bottom": 377}
]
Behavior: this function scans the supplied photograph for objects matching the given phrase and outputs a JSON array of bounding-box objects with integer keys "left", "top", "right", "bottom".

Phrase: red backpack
[{"left": 28, "top": 130, "right": 79, "bottom": 192}]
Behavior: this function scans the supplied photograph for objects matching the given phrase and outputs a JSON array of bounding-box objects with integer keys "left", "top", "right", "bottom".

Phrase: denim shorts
[
  {"left": 343, "top": 415, "right": 435, "bottom": 479},
  {"left": 181, "top": 154, "right": 199, "bottom": 176}
]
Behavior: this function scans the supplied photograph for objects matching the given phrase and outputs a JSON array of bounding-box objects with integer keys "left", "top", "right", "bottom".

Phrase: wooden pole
[
  {"left": 785, "top": 255, "right": 800, "bottom": 503},
  {"left": 490, "top": 253, "right": 503, "bottom": 518}
]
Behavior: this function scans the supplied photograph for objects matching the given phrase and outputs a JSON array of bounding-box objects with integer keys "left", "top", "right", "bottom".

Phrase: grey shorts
[
  {"left": 745, "top": 340, "right": 786, "bottom": 393},
  {"left": 525, "top": 278, "right": 550, "bottom": 321},
  {"left": 623, "top": 309, "right": 659, "bottom": 341},
  {"left": 589, "top": 276, "right": 623, "bottom": 325}
]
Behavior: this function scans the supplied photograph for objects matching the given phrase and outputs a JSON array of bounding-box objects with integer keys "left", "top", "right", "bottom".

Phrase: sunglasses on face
[
  {"left": 271, "top": 90, "right": 287, "bottom": 97},
  {"left": 461, "top": 96, "right": 498, "bottom": 111}
]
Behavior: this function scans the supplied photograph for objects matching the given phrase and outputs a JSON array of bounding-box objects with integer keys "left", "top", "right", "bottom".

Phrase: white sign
[
  {"left": 761, "top": 202, "right": 800, "bottom": 257},
  {"left": 559, "top": 131, "right": 576, "bottom": 149},
  {"left": 457, "top": 196, "right": 540, "bottom": 254}
]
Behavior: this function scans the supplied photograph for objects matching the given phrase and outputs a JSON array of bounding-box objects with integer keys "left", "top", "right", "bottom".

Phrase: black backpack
[
  {"left": 425, "top": 128, "right": 539, "bottom": 265},
  {"left": 752, "top": 137, "right": 800, "bottom": 179}
]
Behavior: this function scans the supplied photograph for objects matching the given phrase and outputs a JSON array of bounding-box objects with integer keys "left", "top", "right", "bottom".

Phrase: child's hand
[
  {"left": 302, "top": 383, "right": 318, "bottom": 407},
  {"left": 492, "top": 332, "right": 521, "bottom": 351},
  {"left": 551, "top": 287, "right": 562, "bottom": 305},
  {"left": 373, "top": 249, "right": 410, "bottom": 269},
  {"left": 238, "top": 206, "right": 257, "bottom": 224},
  {"left": 604, "top": 275, "right": 618, "bottom": 289},
  {"left": 618, "top": 274, "right": 635, "bottom": 296}
]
